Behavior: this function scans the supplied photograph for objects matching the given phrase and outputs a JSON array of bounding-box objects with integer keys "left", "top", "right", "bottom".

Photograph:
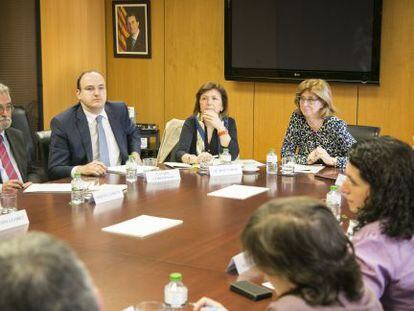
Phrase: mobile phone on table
[{"left": 230, "top": 280, "right": 273, "bottom": 301}]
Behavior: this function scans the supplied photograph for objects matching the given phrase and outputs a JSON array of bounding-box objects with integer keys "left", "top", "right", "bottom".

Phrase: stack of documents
[
  {"left": 102, "top": 215, "right": 183, "bottom": 238},
  {"left": 294, "top": 164, "right": 325, "bottom": 174}
]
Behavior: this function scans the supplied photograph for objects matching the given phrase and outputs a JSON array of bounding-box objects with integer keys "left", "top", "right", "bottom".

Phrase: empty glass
[
  {"left": 143, "top": 157, "right": 158, "bottom": 168},
  {"left": 0, "top": 192, "right": 17, "bottom": 214},
  {"left": 281, "top": 156, "right": 295, "bottom": 176}
]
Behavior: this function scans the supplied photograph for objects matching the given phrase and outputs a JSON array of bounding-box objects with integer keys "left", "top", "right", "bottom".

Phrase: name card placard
[
  {"left": 226, "top": 251, "right": 255, "bottom": 275},
  {"left": 145, "top": 169, "right": 181, "bottom": 183},
  {"left": 335, "top": 173, "right": 347, "bottom": 187},
  {"left": 92, "top": 189, "right": 124, "bottom": 205},
  {"left": 0, "top": 210, "right": 29, "bottom": 232},
  {"left": 209, "top": 164, "right": 242, "bottom": 177}
]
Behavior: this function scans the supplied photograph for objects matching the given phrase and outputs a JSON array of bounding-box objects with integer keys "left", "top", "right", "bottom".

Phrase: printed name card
[
  {"left": 0, "top": 210, "right": 29, "bottom": 232},
  {"left": 92, "top": 188, "right": 124, "bottom": 205},
  {"left": 335, "top": 173, "right": 347, "bottom": 187},
  {"left": 226, "top": 251, "right": 255, "bottom": 275},
  {"left": 145, "top": 169, "right": 181, "bottom": 183},
  {"left": 209, "top": 164, "right": 242, "bottom": 177}
]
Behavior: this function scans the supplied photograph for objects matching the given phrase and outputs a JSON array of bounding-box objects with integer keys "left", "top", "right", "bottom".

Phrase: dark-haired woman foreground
[
  {"left": 341, "top": 136, "right": 414, "bottom": 310},
  {"left": 193, "top": 197, "right": 381, "bottom": 311}
]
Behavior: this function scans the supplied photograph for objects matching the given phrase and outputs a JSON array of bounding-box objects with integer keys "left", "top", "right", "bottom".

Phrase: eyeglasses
[
  {"left": 297, "top": 96, "right": 320, "bottom": 105},
  {"left": 0, "top": 104, "right": 14, "bottom": 114}
]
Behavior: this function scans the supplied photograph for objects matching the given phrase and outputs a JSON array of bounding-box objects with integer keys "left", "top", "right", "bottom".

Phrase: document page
[
  {"left": 102, "top": 215, "right": 183, "bottom": 238},
  {"left": 207, "top": 185, "right": 268, "bottom": 200},
  {"left": 24, "top": 183, "right": 72, "bottom": 193}
]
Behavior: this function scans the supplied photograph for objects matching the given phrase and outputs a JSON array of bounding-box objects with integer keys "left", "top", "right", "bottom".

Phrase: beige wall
[
  {"left": 41, "top": 0, "right": 106, "bottom": 127},
  {"left": 42, "top": 0, "right": 414, "bottom": 160}
]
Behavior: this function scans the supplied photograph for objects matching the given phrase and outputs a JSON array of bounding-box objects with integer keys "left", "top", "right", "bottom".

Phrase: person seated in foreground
[
  {"left": 0, "top": 231, "right": 100, "bottom": 311},
  {"left": 341, "top": 136, "right": 414, "bottom": 310},
  {"left": 193, "top": 197, "right": 382, "bottom": 311},
  {"left": 175, "top": 82, "right": 239, "bottom": 164},
  {"left": 48, "top": 70, "right": 141, "bottom": 180},
  {"left": 281, "top": 79, "right": 355, "bottom": 169}
]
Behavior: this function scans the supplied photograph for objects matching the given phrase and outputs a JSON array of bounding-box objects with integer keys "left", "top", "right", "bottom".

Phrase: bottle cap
[
  {"left": 74, "top": 172, "right": 81, "bottom": 178},
  {"left": 269, "top": 148, "right": 275, "bottom": 152},
  {"left": 330, "top": 185, "right": 338, "bottom": 191},
  {"left": 169, "top": 272, "right": 182, "bottom": 281},
  {"left": 129, "top": 154, "right": 134, "bottom": 160}
]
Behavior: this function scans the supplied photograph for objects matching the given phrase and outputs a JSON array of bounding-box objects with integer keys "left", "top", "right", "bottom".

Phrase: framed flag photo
[{"left": 112, "top": 0, "right": 151, "bottom": 58}]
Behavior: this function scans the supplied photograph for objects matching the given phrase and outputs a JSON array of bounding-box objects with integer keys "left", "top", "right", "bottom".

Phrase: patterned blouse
[{"left": 281, "top": 111, "right": 356, "bottom": 168}]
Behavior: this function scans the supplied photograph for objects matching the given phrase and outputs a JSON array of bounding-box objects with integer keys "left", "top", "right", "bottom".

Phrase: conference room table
[{"left": 14, "top": 164, "right": 344, "bottom": 310}]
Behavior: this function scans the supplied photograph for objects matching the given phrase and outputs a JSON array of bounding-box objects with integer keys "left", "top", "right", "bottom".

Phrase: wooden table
[{"left": 16, "top": 167, "right": 340, "bottom": 310}]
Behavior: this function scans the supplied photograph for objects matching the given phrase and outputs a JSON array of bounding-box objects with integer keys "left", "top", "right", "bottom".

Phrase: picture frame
[{"left": 112, "top": 0, "right": 151, "bottom": 58}]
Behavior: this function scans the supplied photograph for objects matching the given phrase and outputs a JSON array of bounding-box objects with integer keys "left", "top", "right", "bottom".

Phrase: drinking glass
[
  {"left": 281, "top": 156, "right": 295, "bottom": 176},
  {"left": 143, "top": 157, "right": 158, "bottom": 168},
  {"left": 82, "top": 177, "right": 100, "bottom": 200},
  {"left": 0, "top": 192, "right": 17, "bottom": 214}
]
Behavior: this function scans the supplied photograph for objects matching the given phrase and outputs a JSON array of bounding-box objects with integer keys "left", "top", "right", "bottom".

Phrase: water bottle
[
  {"left": 126, "top": 155, "right": 138, "bottom": 182},
  {"left": 326, "top": 185, "right": 341, "bottom": 221},
  {"left": 164, "top": 272, "right": 188, "bottom": 308},
  {"left": 220, "top": 148, "right": 232, "bottom": 164},
  {"left": 266, "top": 148, "right": 278, "bottom": 175},
  {"left": 71, "top": 173, "right": 84, "bottom": 205}
]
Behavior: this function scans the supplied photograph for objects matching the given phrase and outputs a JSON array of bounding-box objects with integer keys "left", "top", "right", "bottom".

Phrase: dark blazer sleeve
[
  {"left": 226, "top": 117, "right": 239, "bottom": 160},
  {"left": 48, "top": 116, "right": 76, "bottom": 180},
  {"left": 175, "top": 117, "right": 196, "bottom": 162}
]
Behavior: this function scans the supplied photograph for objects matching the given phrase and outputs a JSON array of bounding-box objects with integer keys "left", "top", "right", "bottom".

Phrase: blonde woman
[{"left": 281, "top": 79, "right": 355, "bottom": 168}]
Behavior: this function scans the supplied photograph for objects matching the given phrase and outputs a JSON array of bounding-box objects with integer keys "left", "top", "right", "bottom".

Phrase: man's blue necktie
[{"left": 96, "top": 115, "right": 110, "bottom": 166}]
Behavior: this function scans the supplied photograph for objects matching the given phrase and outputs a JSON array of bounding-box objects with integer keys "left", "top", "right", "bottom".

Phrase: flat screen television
[{"left": 225, "top": 0, "right": 383, "bottom": 84}]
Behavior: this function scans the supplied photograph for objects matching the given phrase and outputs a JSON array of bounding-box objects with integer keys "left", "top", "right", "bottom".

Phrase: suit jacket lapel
[{"left": 75, "top": 106, "right": 93, "bottom": 162}]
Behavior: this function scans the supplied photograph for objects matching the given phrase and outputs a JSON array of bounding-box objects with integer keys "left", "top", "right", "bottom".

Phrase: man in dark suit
[
  {"left": 126, "top": 12, "right": 146, "bottom": 53},
  {"left": 48, "top": 71, "right": 141, "bottom": 180},
  {"left": 0, "top": 83, "right": 41, "bottom": 191}
]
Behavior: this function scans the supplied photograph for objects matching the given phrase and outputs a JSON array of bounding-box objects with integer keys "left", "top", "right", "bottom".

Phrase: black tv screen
[{"left": 225, "top": 0, "right": 382, "bottom": 84}]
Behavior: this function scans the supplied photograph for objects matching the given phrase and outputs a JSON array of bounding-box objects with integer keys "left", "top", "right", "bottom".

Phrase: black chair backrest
[
  {"left": 347, "top": 125, "right": 381, "bottom": 142},
  {"left": 35, "top": 130, "right": 51, "bottom": 169},
  {"left": 11, "top": 106, "right": 35, "bottom": 162}
]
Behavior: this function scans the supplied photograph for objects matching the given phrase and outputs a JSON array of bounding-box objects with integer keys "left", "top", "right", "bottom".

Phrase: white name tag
[
  {"left": 335, "top": 173, "right": 347, "bottom": 187},
  {"left": 226, "top": 251, "right": 255, "bottom": 275},
  {"left": 145, "top": 169, "right": 181, "bottom": 183},
  {"left": 92, "top": 189, "right": 124, "bottom": 205},
  {"left": 209, "top": 164, "right": 242, "bottom": 177},
  {"left": 0, "top": 210, "right": 29, "bottom": 232}
]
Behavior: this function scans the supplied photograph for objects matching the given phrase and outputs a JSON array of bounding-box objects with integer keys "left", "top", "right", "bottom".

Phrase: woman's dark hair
[
  {"left": 193, "top": 82, "right": 228, "bottom": 116},
  {"left": 241, "top": 197, "right": 363, "bottom": 306},
  {"left": 349, "top": 136, "right": 414, "bottom": 239}
]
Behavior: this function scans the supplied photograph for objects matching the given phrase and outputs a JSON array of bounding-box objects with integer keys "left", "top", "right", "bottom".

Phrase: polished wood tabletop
[{"left": 15, "top": 166, "right": 340, "bottom": 310}]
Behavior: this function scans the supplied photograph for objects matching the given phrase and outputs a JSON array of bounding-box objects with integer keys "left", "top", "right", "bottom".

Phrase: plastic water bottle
[
  {"left": 71, "top": 173, "right": 84, "bottom": 205},
  {"left": 266, "top": 148, "right": 278, "bottom": 175},
  {"left": 126, "top": 155, "right": 138, "bottom": 182},
  {"left": 326, "top": 185, "right": 342, "bottom": 221},
  {"left": 164, "top": 272, "right": 188, "bottom": 308},
  {"left": 220, "top": 148, "right": 232, "bottom": 164}
]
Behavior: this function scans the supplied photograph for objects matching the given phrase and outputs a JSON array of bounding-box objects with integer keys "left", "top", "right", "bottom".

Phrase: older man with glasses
[{"left": 0, "top": 83, "right": 42, "bottom": 192}]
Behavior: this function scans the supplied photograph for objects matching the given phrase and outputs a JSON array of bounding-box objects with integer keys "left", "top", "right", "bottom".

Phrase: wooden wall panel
[
  {"left": 164, "top": 0, "right": 254, "bottom": 158},
  {"left": 41, "top": 0, "right": 106, "bottom": 129},
  {"left": 358, "top": 0, "right": 414, "bottom": 142},
  {"left": 105, "top": 0, "right": 165, "bottom": 128}
]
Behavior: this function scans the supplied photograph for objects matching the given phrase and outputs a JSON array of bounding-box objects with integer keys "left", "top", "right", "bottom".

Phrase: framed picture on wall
[{"left": 112, "top": 0, "right": 151, "bottom": 58}]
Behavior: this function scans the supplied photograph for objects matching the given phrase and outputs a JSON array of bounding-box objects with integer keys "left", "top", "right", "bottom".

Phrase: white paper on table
[
  {"left": 294, "top": 164, "right": 325, "bottom": 174},
  {"left": 107, "top": 165, "right": 157, "bottom": 175},
  {"left": 233, "top": 159, "right": 265, "bottom": 167},
  {"left": 164, "top": 162, "right": 192, "bottom": 169},
  {"left": 98, "top": 184, "right": 127, "bottom": 192},
  {"left": 262, "top": 282, "right": 275, "bottom": 290},
  {"left": 102, "top": 215, "right": 183, "bottom": 238},
  {"left": 24, "top": 183, "right": 72, "bottom": 193},
  {"left": 23, "top": 183, "right": 127, "bottom": 193},
  {"left": 207, "top": 184, "right": 268, "bottom": 200}
]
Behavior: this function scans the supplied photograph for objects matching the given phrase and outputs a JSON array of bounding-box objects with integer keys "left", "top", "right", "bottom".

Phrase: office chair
[
  {"left": 347, "top": 125, "right": 381, "bottom": 142},
  {"left": 11, "top": 106, "right": 36, "bottom": 162},
  {"left": 34, "top": 130, "right": 51, "bottom": 178}
]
